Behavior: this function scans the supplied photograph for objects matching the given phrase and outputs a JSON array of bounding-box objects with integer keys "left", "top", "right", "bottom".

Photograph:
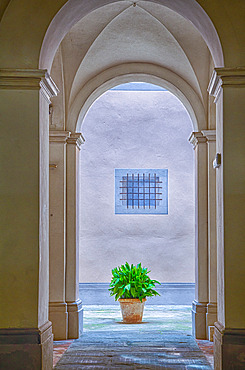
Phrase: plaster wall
[
  {"left": 0, "top": 89, "right": 40, "bottom": 328},
  {"left": 79, "top": 88, "right": 194, "bottom": 283}
]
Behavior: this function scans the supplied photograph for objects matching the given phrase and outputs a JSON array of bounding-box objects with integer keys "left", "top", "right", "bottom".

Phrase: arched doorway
[
  {"left": 79, "top": 82, "right": 195, "bottom": 300},
  {"left": 46, "top": 1, "right": 220, "bottom": 366},
  {"left": 46, "top": 2, "right": 216, "bottom": 349},
  {"left": 5, "top": 1, "right": 245, "bottom": 369}
]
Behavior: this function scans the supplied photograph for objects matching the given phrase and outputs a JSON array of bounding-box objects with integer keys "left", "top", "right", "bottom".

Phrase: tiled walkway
[
  {"left": 53, "top": 340, "right": 74, "bottom": 367},
  {"left": 54, "top": 305, "right": 214, "bottom": 369}
]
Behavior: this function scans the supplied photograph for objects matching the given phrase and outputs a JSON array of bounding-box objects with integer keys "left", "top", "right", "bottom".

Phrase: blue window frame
[{"left": 115, "top": 169, "right": 168, "bottom": 214}]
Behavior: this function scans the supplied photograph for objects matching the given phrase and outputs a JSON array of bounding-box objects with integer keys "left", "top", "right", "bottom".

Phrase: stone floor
[
  {"left": 54, "top": 305, "right": 214, "bottom": 369},
  {"left": 54, "top": 340, "right": 74, "bottom": 367}
]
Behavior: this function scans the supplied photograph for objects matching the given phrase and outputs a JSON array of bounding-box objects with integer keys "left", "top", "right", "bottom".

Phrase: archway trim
[{"left": 66, "top": 63, "right": 206, "bottom": 133}]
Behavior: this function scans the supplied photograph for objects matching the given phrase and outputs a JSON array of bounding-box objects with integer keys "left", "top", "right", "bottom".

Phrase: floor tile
[{"left": 54, "top": 305, "right": 213, "bottom": 368}]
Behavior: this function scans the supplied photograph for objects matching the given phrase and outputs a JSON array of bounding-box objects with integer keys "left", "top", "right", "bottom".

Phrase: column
[
  {"left": 202, "top": 130, "right": 217, "bottom": 341},
  {"left": 49, "top": 130, "right": 70, "bottom": 340},
  {"left": 0, "top": 69, "right": 58, "bottom": 368},
  {"left": 189, "top": 132, "right": 208, "bottom": 339},
  {"left": 66, "top": 133, "right": 85, "bottom": 339},
  {"left": 208, "top": 68, "right": 245, "bottom": 369}
]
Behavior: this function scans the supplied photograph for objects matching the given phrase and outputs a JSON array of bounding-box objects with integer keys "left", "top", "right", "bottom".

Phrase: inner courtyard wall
[{"left": 79, "top": 87, "right": 194, "bottom": 283}]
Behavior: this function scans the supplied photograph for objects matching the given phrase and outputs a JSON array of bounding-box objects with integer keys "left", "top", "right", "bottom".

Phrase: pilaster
[
  {"left": 0, "top": 69, "right": 58, "bottom": 368},
  {"left": 202, "top": 130, "right": 217, "bottom": 341},
  {"left": 66, "top": 133, "right": 85, "bottom": 338},
  {"left": 49, "top": 130, "right": 70, "bottom": 340},
  {"left": 208, "top": 68, "right": 245, "bottom": 368},
  {"left": 189, "top": 131, "right": 208, "bottom": 339}
]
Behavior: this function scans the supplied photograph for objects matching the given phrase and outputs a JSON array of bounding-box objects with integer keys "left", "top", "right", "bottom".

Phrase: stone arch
[
  {"left": 67, "top": 63, "right": 206, "bottom": 133},
  {"left": 42, "top": 0, "right": 221, "bottom": 346},
  {"left": 43, "top": 0, "right": 220, "bottom": 349},
  {"left": 44, "top": 1, "right": 215, "bottom": 344}
]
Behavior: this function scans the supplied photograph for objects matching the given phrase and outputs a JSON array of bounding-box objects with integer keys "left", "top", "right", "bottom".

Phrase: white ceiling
[{"left": 51, "top": 1, "right": 211, "bottom": 127}]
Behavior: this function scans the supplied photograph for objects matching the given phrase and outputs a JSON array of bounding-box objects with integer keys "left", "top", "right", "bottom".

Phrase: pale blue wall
[{"left": 79, "top": 85, "right": 194, "bottom": 283}]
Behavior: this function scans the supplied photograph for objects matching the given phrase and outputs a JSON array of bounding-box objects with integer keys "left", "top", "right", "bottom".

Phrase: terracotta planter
[{"left": 118, "top": 298, "right": 146, "bottom": 323}]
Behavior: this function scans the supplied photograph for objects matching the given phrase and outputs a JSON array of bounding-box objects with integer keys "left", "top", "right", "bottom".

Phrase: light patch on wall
[
  {"left": 111, "top": 82, "right": 167, "bottom": 91},
  {"left": 115, "top": 169, "right": 168, "bottom": 214}
]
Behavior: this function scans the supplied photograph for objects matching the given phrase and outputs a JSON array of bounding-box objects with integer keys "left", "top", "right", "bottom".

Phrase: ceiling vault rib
[
  {"left": 68, "top": 4, "right": 133, "bottom": 107},
  {"left": 136, "top": 3, "right": 203, "bottom": 103}
]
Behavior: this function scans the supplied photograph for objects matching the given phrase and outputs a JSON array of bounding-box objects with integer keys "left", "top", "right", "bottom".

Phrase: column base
[
  {"left": 0, "top": 321, "right": 53, "bottom": 370},
  {"left": 49, "top": 302, "right": 68, "bottom": 340},
  {"left": 206, "top": 303, "right": 217, "bottom": 341},
  {"left": 214, "top": 321, "right": 245, "bottom": 370},
  {"left": 192, "top": 300, "right": 207, "bottom": 339},
  {"left": 67, "top": 299, "right": 83, "bottom": 339}
]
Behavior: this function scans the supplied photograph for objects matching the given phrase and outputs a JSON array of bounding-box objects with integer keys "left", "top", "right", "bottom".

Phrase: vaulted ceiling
[{"left": 51, "top": 1, "right": 212, "bottom": 130}]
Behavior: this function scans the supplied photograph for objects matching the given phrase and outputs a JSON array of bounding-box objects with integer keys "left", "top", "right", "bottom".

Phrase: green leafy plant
[{"left": 109, "top": 262, "right": 161, "bottom": 302}]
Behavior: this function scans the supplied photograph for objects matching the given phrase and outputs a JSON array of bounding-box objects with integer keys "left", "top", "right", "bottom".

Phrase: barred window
[{"left": 115, "top": 169, "right": 168, "bottom": 214}]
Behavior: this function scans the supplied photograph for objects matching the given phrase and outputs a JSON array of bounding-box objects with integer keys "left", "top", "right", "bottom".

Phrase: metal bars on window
[{"left": 120, "top": 172, "right": 162, "bottom": 209}]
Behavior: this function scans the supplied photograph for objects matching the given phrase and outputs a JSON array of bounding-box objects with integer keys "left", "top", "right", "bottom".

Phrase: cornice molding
[
  {"left": 49, "top": 130, "right": 71, "bottom": 144},
  {"left": 201, "top": 130, "right": 216, "bottom": 142},
  {"left": 0, "top": 69, "right": 45, "bottom": 89},
  {"left": 208, "top": 68, "right": 245, "bottom": 102},
  {"left": 208, "top": 70, "right": 222, "bottom": 102},
  {"left": 189, "top": 131, "right": 206, "bottom": 149},
  {"left": 40, "top": 73, "right": 59, "bottom": 102},
  {"left": 67, "top": 133, "right": 85, "bottom": 150},
  {"left": 0, "top": 68, "right": 59, "bottom": 102}
]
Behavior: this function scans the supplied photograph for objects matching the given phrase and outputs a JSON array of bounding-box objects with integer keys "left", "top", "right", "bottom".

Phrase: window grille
[
  {"left": 115, "top": 169, "right": 168, "bottom": 214},
  {"left": 120, "top": 173, "right": 162, "bottom": 209}
]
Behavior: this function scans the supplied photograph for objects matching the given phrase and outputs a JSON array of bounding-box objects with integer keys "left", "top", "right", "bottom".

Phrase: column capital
[
  {"left": 189, "top": 131, "right": 207, "bottom": 149},
  {"left": 201, "top": 130, "right": 216, "bottom": 142},
  {"left": 49, "top": 130, "right": 71, "bottom": 144},
  {"left": 0, "top": 68, "right": 59, "bottom": 102},
  {"left": 208, "top": 67, "right": 245, "bottom": 102},
  {"left": 66, "top": 133, "right": 85, "bottom": 150}
]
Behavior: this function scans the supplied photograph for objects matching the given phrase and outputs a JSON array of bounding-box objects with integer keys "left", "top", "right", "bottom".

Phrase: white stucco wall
[{"left": 79, "top": 87, "right": 194, "bottom": 283}]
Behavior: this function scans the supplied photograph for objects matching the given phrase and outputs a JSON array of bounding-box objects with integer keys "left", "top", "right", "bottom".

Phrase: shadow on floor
[{"left": 54, "top": 305, "right": 214, "bottom": 369}]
